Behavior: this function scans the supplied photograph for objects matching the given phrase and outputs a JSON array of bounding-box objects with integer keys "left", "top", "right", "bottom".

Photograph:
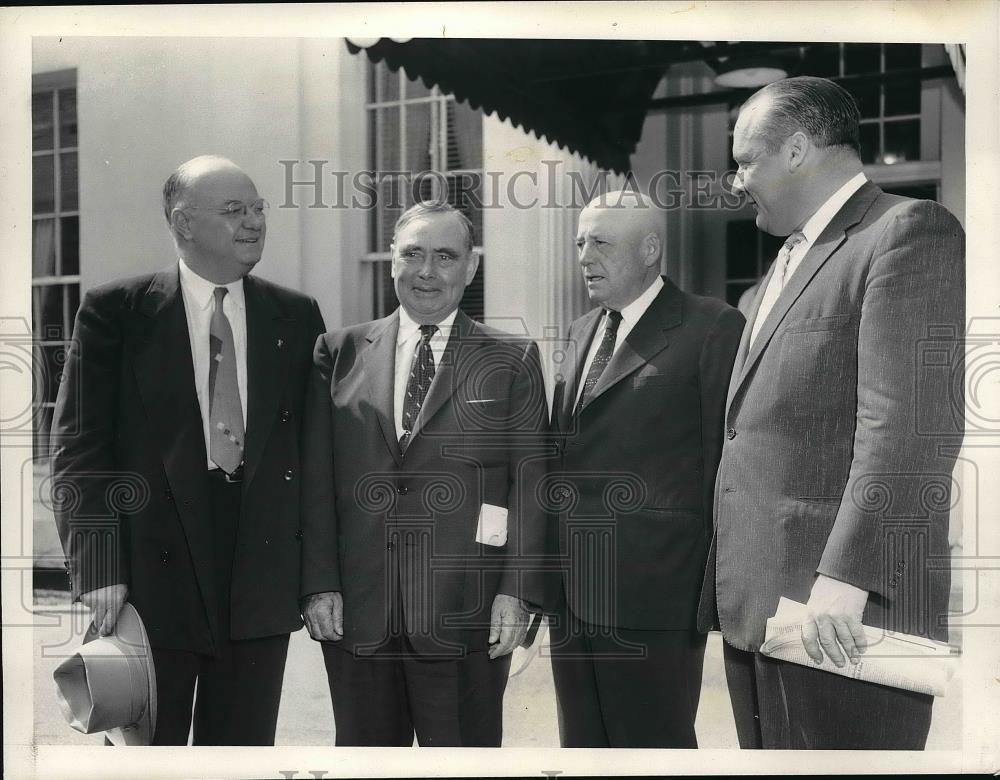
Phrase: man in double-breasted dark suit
[
  {"left": 51, "top": 155, "right": 325, "bottom": 744},
  {"left": 301, "top": 201, "right": 549, "bottom": 746},
  {"left": 699, "top": 76, "right": 965, "bottom": 749},
  {"left": 547, "top": 191, "right": 745, "bottom": 747}
]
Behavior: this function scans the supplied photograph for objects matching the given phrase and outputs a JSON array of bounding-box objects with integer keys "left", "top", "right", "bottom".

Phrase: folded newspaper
[{"left": 760, "top": 597, "right": 958, "bottom": 696}]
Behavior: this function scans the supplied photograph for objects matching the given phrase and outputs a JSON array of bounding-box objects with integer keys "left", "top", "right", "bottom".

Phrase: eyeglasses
[{"left": 184, "top": 199, "right": 270, "bottom": 219}]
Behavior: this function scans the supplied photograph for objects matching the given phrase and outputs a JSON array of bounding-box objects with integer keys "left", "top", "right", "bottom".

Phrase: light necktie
[
  {"left": 749, "top": 231, "right": 806, "bottom": 346},
  {"left": 209, "top": 287, "right": 245, "bottom": 474},
  {"left": 399, "top": 324, "right": 437, "bottom": 451},
  {"left": 577, "top": 309, "right": 623, "bottom": 412}
]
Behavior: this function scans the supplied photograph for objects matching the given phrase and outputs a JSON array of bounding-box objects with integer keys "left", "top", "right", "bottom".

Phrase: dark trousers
[
  {"left": 150, "top": 471, "right": 289, "bottom": 746},
  {"left": 722, "top": 640, "right": 934, "bottom": 749},
  {"left": 549, "top": 607, "right": 707, "bottom": 748},
  {"left": 321, "top": 635, "right": 512, "bottom": 746}
]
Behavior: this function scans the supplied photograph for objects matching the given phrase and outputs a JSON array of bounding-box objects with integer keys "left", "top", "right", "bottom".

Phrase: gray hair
[
  {"left": 392, "top": 201, "right": 475, "bottom": 253},
  {"left": 745, "top": 76, "right": 861, "bottom": 156}
]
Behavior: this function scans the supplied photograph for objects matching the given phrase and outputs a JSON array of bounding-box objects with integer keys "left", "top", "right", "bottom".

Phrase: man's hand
[
  {"left": 302, "top": 591, "right": 343, "bottom": 642},
  {"left": 80, "top": 584, "right": 128, "bottom": 636},
  {"left": 801, "top": 574, "right": 869, "bottom": 667},
  {"left": 488, "top": 593, "right": 529, "bottom": 659}
]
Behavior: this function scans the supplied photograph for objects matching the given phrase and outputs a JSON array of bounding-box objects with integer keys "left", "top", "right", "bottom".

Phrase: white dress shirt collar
[
  {"left": 396, "top": 306, "right": 459, "bottom": 345},
  {"left": 178, "top": 257, "right": 246, "bottom": 311}
]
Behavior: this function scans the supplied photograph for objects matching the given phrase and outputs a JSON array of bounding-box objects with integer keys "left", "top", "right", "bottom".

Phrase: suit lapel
[
  {"left": 241, "top": 276, "right": 293, "bottom": 494},
  {"left": 361, "top": 312, "right": 403, "bottom": 465},
  {"left": 126, "top": 266, "right": 217, "bottom": 618},
  {"left": 561, "top": 308, "right": 602, "bottom": 428},
  {"left": 579, "top": 277, "right": 682, "bottom": 413},
  {"left": 409, "top": 309, "right": 481, "bottom": 443},
  {"left": 727, "top": 183, "right": 881, "bottom": 413}
]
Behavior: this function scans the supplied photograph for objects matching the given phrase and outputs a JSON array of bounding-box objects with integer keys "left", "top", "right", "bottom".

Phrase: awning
[{"left": 348, "top": 38, "right": 684, "bottom": 173}]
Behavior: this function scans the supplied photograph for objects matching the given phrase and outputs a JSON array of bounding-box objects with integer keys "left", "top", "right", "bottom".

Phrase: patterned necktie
[
  {"left": 399, "top": 324, "right": 437, "bottom": 451},
  {"left": 749, "top": 231, "right": 806, "bottom": 346},
  {"left": 577, "top": 309, "right": 623, "bottom": 412},
  {"left": 209, "top": 287, "right": 245, "bottom": 473}
]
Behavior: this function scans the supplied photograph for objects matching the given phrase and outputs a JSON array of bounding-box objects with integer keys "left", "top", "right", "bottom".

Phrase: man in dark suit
[
  {"left": 700, "top": 76, "right": 965, "bottom": 749},
  {"left": 300, "top": 201, "right": 549, "bottom": 746},
  {"left": 547, "top": 191, "right": 744, "bottom": 747},
  {"left": 51, "top": 155, "right": 325, "bottom": 745}
]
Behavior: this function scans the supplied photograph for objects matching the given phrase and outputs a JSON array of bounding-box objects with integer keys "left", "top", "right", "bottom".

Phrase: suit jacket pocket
[{"left": 782, "top": 313, "right": 851, "bottom": 334}]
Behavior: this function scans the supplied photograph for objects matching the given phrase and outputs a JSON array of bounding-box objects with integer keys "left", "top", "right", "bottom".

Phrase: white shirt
[
  {"left": 575, "top": 276, "right": 664, "bottom": 406},
  {"left": 749, "top": 172, "right": 867, "bottom": 346},
  {"left": 786, "top": 172, "right": 868, "bottom": 283},
  {"left": 177, "top": 258, "right": 249, "bottom": 468},
  {"left": 393, "top": 306, "right": 458, "bottom": 441}
]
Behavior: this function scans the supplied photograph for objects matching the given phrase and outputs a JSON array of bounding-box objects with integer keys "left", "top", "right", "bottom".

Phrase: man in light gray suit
[{"left": 699, "top": 77, "right": 965, "bottom": 749}]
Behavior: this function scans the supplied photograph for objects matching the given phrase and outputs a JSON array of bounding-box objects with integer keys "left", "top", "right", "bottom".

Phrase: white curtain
[{"left": 945, "top": 44, "right": 966, "bottom": 94}]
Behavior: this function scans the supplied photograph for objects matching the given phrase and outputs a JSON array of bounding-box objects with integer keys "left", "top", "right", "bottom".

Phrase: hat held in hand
[{"left": 52, "top": 602, "right": 157, "bottom": 745}]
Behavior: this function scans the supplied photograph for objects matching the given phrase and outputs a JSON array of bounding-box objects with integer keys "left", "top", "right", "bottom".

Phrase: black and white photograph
[{"left": 2, "top": 2, "right": 998, "bottom": 777}]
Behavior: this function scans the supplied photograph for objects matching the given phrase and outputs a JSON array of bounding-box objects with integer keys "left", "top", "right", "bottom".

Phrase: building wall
[{"left": 32, "top": 37, "right": 367, "bottom": 330}]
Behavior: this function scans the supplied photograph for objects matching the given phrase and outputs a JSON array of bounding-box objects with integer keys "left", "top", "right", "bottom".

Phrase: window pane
[
  {"left": 883, "top": 119, "right": 920, "bottom": 164},
  {"left": 801, "top": 43, "right": 840, "bottom": 77},
  {"left": 58, "top": 88, "right": 78, "bottom": 147},
  {"left": 402, "top": 67, "right": 430, "bottom": 100},
  {"left": 760, "top": 232, "right": 786, "bottom": 265},
  {"left": 373, "top": 62, "right": 399, "bottom": 103},
  {"left": 403, "top": 101, "right": 432, "bottom": 173},
  {"left": 61, "top": 216, "right": 80, "bottom": 275},
  {"left": 882, "top": 183, "right": 938, "bottom": 201},
  {"left": 446, "top": 100, "right": 483, "bottom": 171},
  {"left": 33, "top": 92, "right": 54, "bottom": 151},
  {"left": 373, "top": 259, "right": 397, "bottom": 318},
  {"left": 32, "top": 284, "right": 65, "bottom": 339},
  {"left": 33, "top": 154, "right": 55, "bottom": 213},
  {"left": 32, "top": 218, "right": 56, "bottom": 277},
  {"left": 446, "top": 173, "right": 483, "bottom": 246},
  {"left": 844, "top": 43, "right": 881, "bottom": 74},
  {"left": 859, "top": 123, "right": 879, "bottom": 164},
  {"left": 377, "top": 177, "right": 404, "bottom": 252},
  {"left": 848, "top": 84, "right": 879, "bottom": 119},
  {"left": 376, "top": 106, "right": 401, "bottom": 172},
  {"left": 726, "top": 281, "right": 756, "bottom": 308},
  {"left": 459, "top": 256, "right": 485, "bottom": 322},
  {"left": 66, "top": 285, "right": 80, "bottom": 334},
  {"left": 884, "top": 43, "right": 921, "bottom": 70},
  {"left": 61, "top": 152, "right": 79, "bottom": 211},
  {"left": 726, "top": 220, "right": 759, "bottom": 279},
  {"left": 884, "top": 81, "right": 921, "bottom": 116},
  {"left": 40, "top": 344, "right": 65, "bottom": 405}
]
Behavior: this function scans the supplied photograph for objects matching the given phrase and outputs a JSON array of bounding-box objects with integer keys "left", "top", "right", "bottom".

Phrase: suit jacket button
[
  {"left": 295, "top": 529, "right": 303, "bottom": 541},
  {"left": 164, "top": 488, "right": 173, "bottom": 501},
  {"left": 280, "top": 410, "right": 291, "bottom": 422},
  {"left": 726, "top": 427, "right": 737, "bottom": 440},
  {"left": 160, "top": 551, "right": 170, "bottom": 564},
  {"left": 284, "top": 469, "right": 294, "bottom": 481},
  {"left": 397, "top": 485, "right": 408, "bottom": 495}
]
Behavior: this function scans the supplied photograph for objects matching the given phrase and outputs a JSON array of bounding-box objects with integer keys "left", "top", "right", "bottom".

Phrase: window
[
  {"left": 365, "top": 61, "right": 486, "bottom": 320},
  {"left": 32, "top": 71, "right": 80, "bottom": 455},
  {"left": 724, "top": 44, "right": 942, "bottom": 305}
]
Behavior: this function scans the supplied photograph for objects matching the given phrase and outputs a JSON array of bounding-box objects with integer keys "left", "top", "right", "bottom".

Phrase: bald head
[
  {"left": 164, "top": 155, "right": 266, "bottom": 284},
  {"left": 575, "top": 190, "right": 664, "bottom": 310}
]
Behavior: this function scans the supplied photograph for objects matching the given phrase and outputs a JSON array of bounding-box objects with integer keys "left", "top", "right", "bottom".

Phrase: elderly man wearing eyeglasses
[{"left": 51, "top": 155, "right": 326, "bottom": 745}]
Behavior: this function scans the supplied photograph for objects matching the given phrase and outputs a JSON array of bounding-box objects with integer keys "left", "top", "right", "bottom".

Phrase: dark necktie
[
  {"left": 577, "top": 309, "right": 623, "bottom": 412},
  {"left": 400, "top": 324, "right": 437, "bottom": 451},
  {"left": 209, "top": 286, "right": 245, "bottom": 474}
]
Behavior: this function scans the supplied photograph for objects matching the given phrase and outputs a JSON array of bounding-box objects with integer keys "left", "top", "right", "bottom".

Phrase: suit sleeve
[
  {"left": 699, "top": 306, "right": 746, "bottom": 526},
  {"left": 300, "top": 333, "right": 342, "bottom": 596},
  {"left": 50, "top": 287, "right": 130, "bottom": 600},
  {"left": 818, "top": 201, "right": 965, "bottom": 596},
  {"left": 498, "top": 340, "right": 551, "bottom": 608}
]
